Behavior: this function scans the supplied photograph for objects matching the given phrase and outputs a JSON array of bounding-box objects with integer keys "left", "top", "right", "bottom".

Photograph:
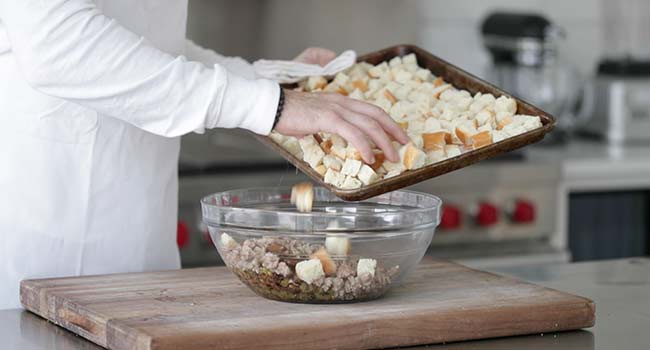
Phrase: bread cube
[
  {"left": 373, "top": 97, "right": 392, "bottom": 112},
  {"left": 402, "top": 53, "right": 417, "bottom": 66},
  {"left": 389, "top": 56, "right": 402, "bottom": 68},
  {"left": 298, "top": 135, "right": 317, "bottom": 150},
  {"left": 322, "top": 154, "right": 342, "bottom": 171},
  {"left": 478, "top": 124, "right": 493, "bottom": 133},
  {"left": 407, "top": 118, "right": 425, "bottom": 134},
  {"left": 305, "top": 76, "right": 327, "bottom": 91},
  {"left": 357, "top": 164, "right": 379, "bottom": 185},
  {"left": 475, "top": 109, "right": 495, "bottom": 127},
  {"left": 345, "top": 146, "right": 362, "bottom": 161},
  {"left": 314, "top": 164, "right": 327, "bottom": 176},
  {"left": 415, "top": 68, "right": 432, "bottom": 82},
  {"left": 325, "top": 236, "right": 350, "bottom": 256},
  {"left": 471, "top": 130, "right": 493, "bottom": 149},
  {"left": 426, "top": 149, "right": 447, "bottom": 164},
  {"left": 295, "top": 259, "right": 325, "bottom": 284},
  {"left": 503, "top": 123, "right": 527, "bottom": 137},
  {"left": 492, "top": 130, "right": 507, "bottom": 143},
  {"left": 394, "top": 84, "right": 414, "bottom": 100},
  {"left": 422, "top": 131, "right": 447, "bottom": 151},
  {"left": 323, "top": 168, "right": 346, "bottom": 188},
  {"left": 455, "top": 122, "right": 478, "bottom": 146},
  {"left": 357, "top": 258, "right": 377, "bottom": 277},
  {"left": 497, "top": 115, "right": 513, "bottom": 130},
  {"left": 220, "top": 233, "right": 238, "bottom": 249},
  {"left": 424, "top": 118, "right": 442, "bottom": 132},
  {"left": 432, "top": 84, "right": 452, "bottom": 99},
  {"left": 469, "top": 93, "right": 496, "bottom": 114},
  {"left": 495, "top": 96, "right": 517, "bottom": 116},
  {"left": 514, "top": 115, "right": 543, "bottom": 130},
  {"left": 385, "top": 170, "right": 402, "bottom": 178},
  {"left": 303, "top": 144, "right": 325, "bottom": 169},
  {"left": 368, "top": 62, "right": 388, "bottom": 78},
  {"left": 340, "top": 158, "right": 363, "bottom": 176},
  {"left": 269, "top": 132, "right": 286, "bottom": 144},
  {"left": 330, "top": 144, "right": 347, "bottom": 159},
  {"left": 399, "top": 142, "right": 427, "bottom": 170},
  {"left": 341, "top": 176, "right": 362, "bottom": 189},
  {"left": 333, "top": 72, "right": 350, "bottom": 87},
  {"left": 350, "top": 78, "right": 369, "bottom": 92},
  {"left": 389, "top": 101, "right": 409, "bottom": 119},
  {"left": 310, "top": 248, "right": 337, "bottom": 276},
  {"left": 408, "top": 133, "right": 424, "bottom": 149},
  {"left": 383, "top": 89, "right": 398, "bottom": 104},
  {"left": 444, "top": 144, "right": 462, "bottom": 158},
  {"left": 369, "top": 149, "right": 386, "bottom": 170},
  {"left": 282, "top": 137, "right": 303, "bottom": 158},
  {"left": 348, "top": 88, "right": 364, "bottom": 100}
]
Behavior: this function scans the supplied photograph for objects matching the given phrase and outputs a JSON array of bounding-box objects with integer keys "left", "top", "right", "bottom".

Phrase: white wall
[
  {"left": 187, "top": 0, "right": 647, "bottom": 78},
  {"left": 415, "top": 0, "right": 604, "bottom": 78}
]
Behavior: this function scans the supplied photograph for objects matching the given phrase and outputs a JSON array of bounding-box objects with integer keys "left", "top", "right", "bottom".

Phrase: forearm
[{"left": 0, "top": 0, "right": 278, "bottom": 136}]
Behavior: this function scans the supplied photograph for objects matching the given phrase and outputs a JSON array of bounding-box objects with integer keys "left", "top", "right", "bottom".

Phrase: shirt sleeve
[
  {"left": 184, "top": 39, "right": 256, "bottom": 80},
  {"left": 0, "top": 0, "right": 279, "bottom": 136}
]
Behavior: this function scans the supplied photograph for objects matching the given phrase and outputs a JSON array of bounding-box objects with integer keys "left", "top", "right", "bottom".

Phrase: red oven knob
[
  {"left": 511, "top": 199, "right": 536, "bottom": 224},
  {"left": 177, "top": 221, "right": 190, "bottom": 249},
  {"left": 440, "top": 205, "right": 462, "bottom": 230},
  {"left": 475, "top": 202, "right": 499, "bottom": 227}
]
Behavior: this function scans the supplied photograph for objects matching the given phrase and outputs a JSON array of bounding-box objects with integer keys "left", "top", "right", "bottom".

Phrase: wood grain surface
[
  {"left": 258, "top": 44, "right": 556, "bottom": 201},
  {"left": 21, "top": 259, "right": 594, "bottom": 350}
]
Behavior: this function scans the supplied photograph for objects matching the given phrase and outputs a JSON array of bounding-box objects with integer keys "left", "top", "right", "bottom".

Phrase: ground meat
[
  {"left": 220, "top": 235, "right": 400, "bottom": 303},
  {"left": 336, "top": 261, "right": 356, "bottom": 279}
]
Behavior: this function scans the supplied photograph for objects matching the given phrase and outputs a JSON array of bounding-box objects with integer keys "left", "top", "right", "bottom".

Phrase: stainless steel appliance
[
  {"left": 481, "top": 12, "right": 589, "bottom": 144},
  {"left": 176, "top": 129, "right": 567, "bottom": 268},
  {"left": 580, "top": 59, "right": 650, "bottom": 144},
  {"left": 408, "top": 158, "right": 566, "bottom": 268}
]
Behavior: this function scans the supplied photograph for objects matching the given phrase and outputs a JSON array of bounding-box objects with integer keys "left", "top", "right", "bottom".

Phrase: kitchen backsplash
[{"left": 187, "top": 0, "right": 647, "bottom": 79}]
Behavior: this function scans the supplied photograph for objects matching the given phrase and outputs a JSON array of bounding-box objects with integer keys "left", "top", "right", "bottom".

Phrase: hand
[
  {"left": 274, "top": 89, "right": 410, "bottom": 164},
  {"left": 293, "top": 47, "right": 337, "bottom": 66}
]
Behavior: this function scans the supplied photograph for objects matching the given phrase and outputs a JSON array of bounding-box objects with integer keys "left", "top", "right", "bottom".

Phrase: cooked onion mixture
[{"left": 219, "top": 233, "right": 399, "bottom": 303}]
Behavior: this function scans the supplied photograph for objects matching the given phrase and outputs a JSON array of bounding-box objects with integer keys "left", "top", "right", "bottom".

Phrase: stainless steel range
[{"left": 176, "top": 129, "right": 566, "bottom": 268}]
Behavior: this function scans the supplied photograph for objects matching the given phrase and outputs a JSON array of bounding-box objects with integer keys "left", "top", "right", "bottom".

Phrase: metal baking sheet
[{"left": 255, "top": 44, "right": 556, "bottom": 201}]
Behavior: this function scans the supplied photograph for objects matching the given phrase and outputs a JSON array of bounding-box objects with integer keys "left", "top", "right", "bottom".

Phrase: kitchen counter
[
  {"left": 528, "top": 139, "right": 650, "bottom": 192},
  {"left": 2, "top": 258, "right": 649, "bottom": 350}
]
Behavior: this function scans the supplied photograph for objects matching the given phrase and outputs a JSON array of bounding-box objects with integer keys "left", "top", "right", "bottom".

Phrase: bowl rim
[{"left": 201, "top": 186, "right": 442, "bottom": 229}]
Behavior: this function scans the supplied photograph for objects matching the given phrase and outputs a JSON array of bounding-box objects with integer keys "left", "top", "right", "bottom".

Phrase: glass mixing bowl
[{"left": 201, "top": 187, "right": 441, "bottom": 303}]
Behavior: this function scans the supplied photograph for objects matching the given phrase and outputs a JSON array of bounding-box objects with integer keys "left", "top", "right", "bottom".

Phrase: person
[{"left": 0, "top": 0, "right": 408, "bottom": 309}]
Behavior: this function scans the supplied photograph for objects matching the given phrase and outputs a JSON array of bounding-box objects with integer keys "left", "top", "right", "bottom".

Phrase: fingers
[
  {"left": 335, "top": 107, "right": 400, "bottom": 162},
  {"left": 320, "top": 115, "right": 376, "bottom": 164},
  {"left": 323, "top": 94, "right": 410, "bottom": 144},
  {"left": 346, "top": 100, "right": 410, "bottom": 144}
]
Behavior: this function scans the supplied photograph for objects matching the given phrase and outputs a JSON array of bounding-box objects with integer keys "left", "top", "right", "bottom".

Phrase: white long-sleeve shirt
[
  {"left": 0, "top": 0, "right": 279, "bottom": 135},
  {"left": 0, "top": 0, "right": 279, "bottom": 310}
]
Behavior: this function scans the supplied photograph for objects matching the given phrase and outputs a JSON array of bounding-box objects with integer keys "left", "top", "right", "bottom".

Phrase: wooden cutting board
[{"left": 20, "top": 259, "right": 594, "bottom": 350}]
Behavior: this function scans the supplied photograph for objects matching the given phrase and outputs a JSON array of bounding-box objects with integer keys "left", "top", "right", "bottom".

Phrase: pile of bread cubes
[{"left": 269, "top": 53, "right": 543, "bottom": 190}]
